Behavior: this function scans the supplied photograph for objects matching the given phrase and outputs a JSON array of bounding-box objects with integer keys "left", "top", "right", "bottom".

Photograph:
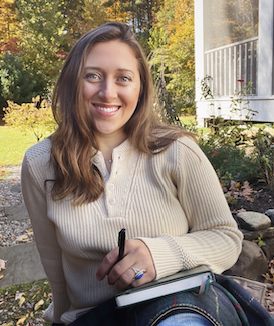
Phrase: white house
[{"left": 195, "top": 0, "right": 274, "bottom": 127}]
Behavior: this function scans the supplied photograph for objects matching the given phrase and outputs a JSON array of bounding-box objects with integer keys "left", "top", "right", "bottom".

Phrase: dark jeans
[{"left": 54, "top": 274, "right": 274, "bottom": 326}]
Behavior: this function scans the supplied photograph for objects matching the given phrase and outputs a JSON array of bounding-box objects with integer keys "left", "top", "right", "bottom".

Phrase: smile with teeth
[{"left": 96, "top": 106, "right": 120, "bottom": 112}]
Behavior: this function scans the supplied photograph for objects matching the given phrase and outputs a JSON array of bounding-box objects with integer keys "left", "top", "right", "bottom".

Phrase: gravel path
[{"left": 0, "top": 165, "right": 34, "bottom": 247}]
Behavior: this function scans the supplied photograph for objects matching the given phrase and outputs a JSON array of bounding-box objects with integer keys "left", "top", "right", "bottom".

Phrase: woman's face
[{"left": 82, "top": 40, "right": 141, "bottom": 140}]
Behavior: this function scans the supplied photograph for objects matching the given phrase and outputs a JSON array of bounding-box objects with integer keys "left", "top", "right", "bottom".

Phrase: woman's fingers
[
  {"left": 96, "top": 239, "right": 156, "bottom": 290},
  {"left": 96, "top": 247, "right": 119, "bottom": 281}
]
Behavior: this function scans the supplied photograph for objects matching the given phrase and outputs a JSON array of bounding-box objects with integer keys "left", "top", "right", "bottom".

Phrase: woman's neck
[{"left": 95, "top": 131, "right": 127, "bottom": 163}]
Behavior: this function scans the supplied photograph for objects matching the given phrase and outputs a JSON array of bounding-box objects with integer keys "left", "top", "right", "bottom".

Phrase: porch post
[
  {"left": 195, "top": 0, "right": 205, "bottom": 126},
  {"left": 257, "top": 0, "right": 274, "bottom": 97}
]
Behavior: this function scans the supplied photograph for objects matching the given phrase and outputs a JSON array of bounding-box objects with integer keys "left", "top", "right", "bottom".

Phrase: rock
[
  {"left": 265, "top": 209, "right": 274, "bottom": 226},
  {"left": 4, "top": 202, "right": 29, "bottom": 221},
  {"left": 0, "top": 242, "right": 46, "bottom": 288},
  {"left": 224, "top": 240, "right": 268, "bottom": 282},
  {"left": 261, "top": 238, "right": 274, "bottom": 260},
  {"left": 236, "top": 211, "right": 271, "bottom": 231},
  {"left": 10, "top": 183, "right": 21, "bottom": 193},
  {"left": 241, "top": 126, "right": 259, "bottom": 138},
  {"left": 241, "top": 227, "right": 274, "bottom": 241},
  {"left": 264, "top": 127, "right": 274, "bottom": 138}
]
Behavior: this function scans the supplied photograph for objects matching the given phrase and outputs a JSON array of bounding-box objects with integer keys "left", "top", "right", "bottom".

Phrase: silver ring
[{"left": 131, "top": 267, "right": 146, "bottom": 281}]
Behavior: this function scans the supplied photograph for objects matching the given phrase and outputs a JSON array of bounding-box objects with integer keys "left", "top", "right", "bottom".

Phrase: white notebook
[{"left": 115, "top": 265, "right": 214, "bottom": 307}]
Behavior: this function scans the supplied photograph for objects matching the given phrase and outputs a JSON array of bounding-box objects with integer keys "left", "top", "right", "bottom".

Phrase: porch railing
[{"left": 204, "top": 36, "right": 258, "bottom": 97}]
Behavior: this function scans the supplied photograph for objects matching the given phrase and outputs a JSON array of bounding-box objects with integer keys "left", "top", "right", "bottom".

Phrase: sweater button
[
  {"left": 93, "top": 156, "right": 101, "bottom": 163},
  {"left": 108, "top": 183, "right": 115, "bottom": 190},
  {"left": 109, "top": 198, "right": 116, "bottom": 205}
]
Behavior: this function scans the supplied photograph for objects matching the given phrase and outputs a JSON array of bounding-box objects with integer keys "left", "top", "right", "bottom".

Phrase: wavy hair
[{"left": 50, "top": 22, "right": 195, "bottom": 205}]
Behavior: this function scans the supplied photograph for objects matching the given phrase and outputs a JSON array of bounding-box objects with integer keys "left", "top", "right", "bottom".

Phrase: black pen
[{"left": 117, "top": 228, "right": 126, "bottom": 262}]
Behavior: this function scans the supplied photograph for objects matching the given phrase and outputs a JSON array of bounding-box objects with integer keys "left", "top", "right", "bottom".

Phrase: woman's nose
[{"left": 98, "top": 79, "right": 117, "bottom": 100}]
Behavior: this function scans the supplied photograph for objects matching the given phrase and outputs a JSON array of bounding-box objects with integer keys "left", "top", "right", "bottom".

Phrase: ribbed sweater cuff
[{"left": 137, "top": 234, "right": 191, "bottom": 280}]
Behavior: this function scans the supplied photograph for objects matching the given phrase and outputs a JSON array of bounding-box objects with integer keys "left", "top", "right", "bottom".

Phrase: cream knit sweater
[{"left": 21, "top": 136, "right": 243, "bottom": 324}]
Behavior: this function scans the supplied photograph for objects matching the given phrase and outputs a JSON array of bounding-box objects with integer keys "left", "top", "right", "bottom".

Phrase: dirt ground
[{"left": 229, "top": 182, "right": 274, "bottom": 214}]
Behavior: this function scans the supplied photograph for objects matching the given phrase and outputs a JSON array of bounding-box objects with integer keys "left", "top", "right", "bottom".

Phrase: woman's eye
[
  {"left": 85, "top": 73, "right": 100, "bottom": 81},
  {"left": 119, "top": 76, "right": 131, "bottom": 83}
]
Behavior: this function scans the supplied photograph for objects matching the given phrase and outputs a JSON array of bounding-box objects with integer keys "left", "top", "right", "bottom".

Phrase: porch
[{"left": 195, "top": 0, "right": 274, "bottom": 127}]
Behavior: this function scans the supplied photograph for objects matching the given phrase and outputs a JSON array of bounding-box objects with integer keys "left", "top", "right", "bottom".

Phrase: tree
[
  {"left": 148, "top": 0, "right": 195, "bottom": 115},
  {"left": 0, "top": 0, "right": 19, "bottom": 44},
  {"left": 3, "top": 96, "right": 56, "bottom": 142},
  {"left": 103, "top": 0, "right": 129, "bottom": 24},
  {"left": 103, "top": 0, "right": 163, "bottom": 33},
  {"left": 63, "top": 0, "right": 106, "bottom": 47},
  {"left": 15, "top": 0, "right": 67, "bottom": 89},
  {"left": 0, "top": 52, "right": 47, "bottom": 110}
]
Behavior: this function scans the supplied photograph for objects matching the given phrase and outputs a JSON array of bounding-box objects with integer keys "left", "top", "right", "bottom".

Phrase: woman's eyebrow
[
  {"left": 84, "top": 66, "right": 135, "bottom": 75},
  {"left": 84, "top": 66, "right": 102, "bottom": 71}
]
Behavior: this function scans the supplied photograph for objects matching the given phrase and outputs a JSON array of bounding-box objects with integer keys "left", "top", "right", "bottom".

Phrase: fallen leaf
[
  {"left": 231, "top": 208, "right": 246, "bottom": 214},
  {"left": 0, "top": 259, "right": 7, "bottom": 271},
  {"left": 18, "top": 296, "right": 25, "bottom": 307},
  {"left": 235, "top": 182, "right": 241, "bottom": 189},
  {"left": 267, "top": 292, "right": 274, "bottom": 302},
  {"left": 16, "top": 234, "right": 30, "bottom": 242},
  {"left": 245, "top": 195, "right": 254, "bottom": 202},
  {"left": 1, "top": 323, "right": 13, "bottom": 326},
  {"left": 0, "top": 274, "right": 4, "bottom": 280},
  {"left": 263, "top": 273, "right": 274, "bottom": 283},
  {"left": 269, "top": 305, "right": 274, "bottom": 312},
  {"left": 16, "top": 314, "right": 28, "bottom": 325},
  {"left": 15, "top": 292, "right": 25, "bottom": 301},
  {"left": 34, "top": 299, "right": 44, "bottom": 311}
]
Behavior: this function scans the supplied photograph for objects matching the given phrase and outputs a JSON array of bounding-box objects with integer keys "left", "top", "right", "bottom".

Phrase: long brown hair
[{"left": 50, "top": 22, "right": 195, "bottom": 206}]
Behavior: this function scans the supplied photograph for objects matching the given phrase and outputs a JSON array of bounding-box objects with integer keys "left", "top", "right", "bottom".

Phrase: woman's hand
[{"left": 96, "top": 239, "right": 156, "bottom": 290}]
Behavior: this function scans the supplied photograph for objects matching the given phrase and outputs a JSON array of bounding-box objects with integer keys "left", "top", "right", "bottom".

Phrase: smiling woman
[{"left": 19, "top": 22, "right": 250, "bottom": 326}]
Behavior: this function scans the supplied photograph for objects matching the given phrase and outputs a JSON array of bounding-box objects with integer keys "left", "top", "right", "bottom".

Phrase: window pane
[{"left": 204, "top": 0, "right": 259, "bottom": 51}]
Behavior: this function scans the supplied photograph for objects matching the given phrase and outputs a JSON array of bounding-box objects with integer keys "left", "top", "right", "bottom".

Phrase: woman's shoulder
[
  {"left": 157, "top": 135, "right": 205, "bottom": 169},
  {"left": 168, "top": 135, "right": 200, "bottom": 154},
  {"left": 24, "top": 138, "right": 51, "bottom": 166}
]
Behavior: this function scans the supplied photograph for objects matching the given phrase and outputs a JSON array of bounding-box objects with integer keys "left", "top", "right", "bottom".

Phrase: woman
[{"left": 22, "top": 22, "right": 243, "bottom": 325}]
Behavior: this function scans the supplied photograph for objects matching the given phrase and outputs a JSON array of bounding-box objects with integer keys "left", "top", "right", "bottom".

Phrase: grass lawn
[
  {"left": 180, "top": 115, "right": 196, "bottom": 125},
  {"left": 0, "top": 126, "right": 41, "bottom": 166},
  {"left": 180, "top": 115, "right": 210, "bottom": 135}
]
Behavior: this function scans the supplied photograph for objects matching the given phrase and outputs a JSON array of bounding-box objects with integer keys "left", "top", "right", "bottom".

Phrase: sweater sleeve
[
  {"left": 21, "top": 148, "right": 70, "bottom": 323},
  {"left": 139, "top": 137, "right": 243, "bottom": 279}
]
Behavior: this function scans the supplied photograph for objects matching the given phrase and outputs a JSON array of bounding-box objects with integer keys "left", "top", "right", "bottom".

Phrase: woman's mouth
[{"left": 96, "top": 106, "right": 120, "bottom": 112}]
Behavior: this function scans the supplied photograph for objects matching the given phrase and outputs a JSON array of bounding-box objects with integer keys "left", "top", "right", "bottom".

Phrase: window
[{"left": 204, "top": 0, "right": 259, "bottom": 51}]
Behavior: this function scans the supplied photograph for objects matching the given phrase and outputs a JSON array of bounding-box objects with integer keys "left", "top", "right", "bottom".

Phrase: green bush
[
  {"left": 252, "top": 129, "right": 274, "bottom": 190},
  {"left": 0, "top": 53, "right": 48, "bottom": 114},
  {"left": 200, "top": 142, "right": 259, "bottom": 186}
]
